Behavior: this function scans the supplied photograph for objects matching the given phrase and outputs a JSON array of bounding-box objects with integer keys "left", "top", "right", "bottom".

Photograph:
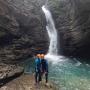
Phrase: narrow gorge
[{"left": 0, "top": 0, "right": 90, "bottom": 90}]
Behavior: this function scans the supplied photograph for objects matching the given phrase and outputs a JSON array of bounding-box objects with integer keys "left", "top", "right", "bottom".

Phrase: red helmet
[
  {"left": 36, "top": 54, "right": 41, "bottom": 58},
  {"left": 41, "top": 54, "right": 45, "bottom": 58}
]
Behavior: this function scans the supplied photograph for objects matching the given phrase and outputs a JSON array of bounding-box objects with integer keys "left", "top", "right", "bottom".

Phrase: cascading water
[
  {"left": 42, "top": 5, "right": 63, "bottom": 62},
  {"left": 42, "top": 5, "right": 58, "bottom": 55}
]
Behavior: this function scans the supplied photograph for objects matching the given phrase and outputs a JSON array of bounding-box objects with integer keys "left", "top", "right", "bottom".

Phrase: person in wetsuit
[
  {"left": 41, "top": 54, "right": 48, "bottom": 83},
  {"left": 35, "top": 54, "right": 41, "bottom": 84}
]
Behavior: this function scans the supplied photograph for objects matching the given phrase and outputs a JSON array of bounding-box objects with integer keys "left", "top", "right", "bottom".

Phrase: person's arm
[
  {"left": 40, "top": 60, "right": 43, "bottom": 72},
  {"left": 35, "top": 59, "right": 38, "bottom": 72},
  {"left": 46, "top": 60, "right": 48, "bottom": 73}
]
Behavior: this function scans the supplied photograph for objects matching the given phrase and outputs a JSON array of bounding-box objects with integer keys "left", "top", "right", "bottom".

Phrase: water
[
  {"left": 42, "top": 5, "right": 58, "bottom": 55},
  {"left": 24, "top": 57, "right": 90, "bottom": 90},
  {"left": 49, "top": 57, "right": 90, "bottom": 90}
]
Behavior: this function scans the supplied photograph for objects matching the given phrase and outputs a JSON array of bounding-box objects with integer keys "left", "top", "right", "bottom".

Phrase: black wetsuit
[
  {"left": 35, "top": 58, "right": 41, "bottom": 83},
  {"left": 41, "top": 59, "right": 48, "bottom": 83}
]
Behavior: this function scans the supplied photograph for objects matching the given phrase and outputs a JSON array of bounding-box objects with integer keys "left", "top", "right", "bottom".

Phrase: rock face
[
  {"left": 0, "top": 63, "right": 23, "bottom": 86},
  {"left": 0, "top": 0, "right": 49, "bottom": 64},
  {"left": 48, "top": 0, "right": 90, "bottom": 61},
  {"left": 0, "top": 0, "right": 49, "bottom": 82},
  {"left": 0, "top": 0, "right": 90, "bottom": 64}
]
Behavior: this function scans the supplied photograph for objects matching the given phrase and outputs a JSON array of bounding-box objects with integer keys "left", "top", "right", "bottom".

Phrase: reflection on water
[{"left": 23, "top": 56, "right": 90, "bottom": 90}]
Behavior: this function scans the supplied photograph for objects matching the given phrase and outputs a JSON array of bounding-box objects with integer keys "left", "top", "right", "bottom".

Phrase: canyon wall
[{"left": 0, "top": 0, "right": 90, "bottom": 63}]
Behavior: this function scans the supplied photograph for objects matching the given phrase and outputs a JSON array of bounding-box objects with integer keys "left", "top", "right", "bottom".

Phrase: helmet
[
  {"left": 41, "top": 54, "right": 45, "bottom": 58},
  {"left": 37, "top": 54, "right": 41, "bottom": 58}
]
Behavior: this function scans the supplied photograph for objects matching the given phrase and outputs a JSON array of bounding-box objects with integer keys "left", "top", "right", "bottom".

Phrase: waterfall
[{"left": 42, "top": 5, "right": 58, "bottom": 55}]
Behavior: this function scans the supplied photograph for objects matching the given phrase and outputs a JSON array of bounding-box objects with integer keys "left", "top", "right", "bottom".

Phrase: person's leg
[
  {"left": 41, "top": 70, "right": 44, "bottom": 82},
  {"left": 35, "top": 72, "right": 38, "bottom": 83},
  {"left": 38, "top": 71, "right": 41, "bottom": 82},
  {"left": 45, "top": 72, "right": 48, "bottom": 83}
]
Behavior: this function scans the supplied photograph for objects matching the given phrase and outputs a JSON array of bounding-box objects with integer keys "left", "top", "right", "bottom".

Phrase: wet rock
[
  {"left": 48, "top": 0, "right": 90, "bottom": 61},
  {"left": 0, "top": 0, "right": 49, "bottom": 64},
  {"left": 0, "top": 63, "right": 24, "bottom": 85},
  {"left": 0, "top": 0, "right": 90, "bottom": 64},
  {"left": 0, "top": 74, "right": 56, "bottom": 90}
]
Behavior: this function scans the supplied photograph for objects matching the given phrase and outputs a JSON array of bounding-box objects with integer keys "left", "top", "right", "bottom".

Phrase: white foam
[{"left": 45, "top": 54, "right": 65, "bottom": 64}]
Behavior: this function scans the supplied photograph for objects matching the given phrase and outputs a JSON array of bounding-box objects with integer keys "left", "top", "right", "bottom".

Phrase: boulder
[{"left": 0, "top": 63, "right": 24, "bottom": 86}]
